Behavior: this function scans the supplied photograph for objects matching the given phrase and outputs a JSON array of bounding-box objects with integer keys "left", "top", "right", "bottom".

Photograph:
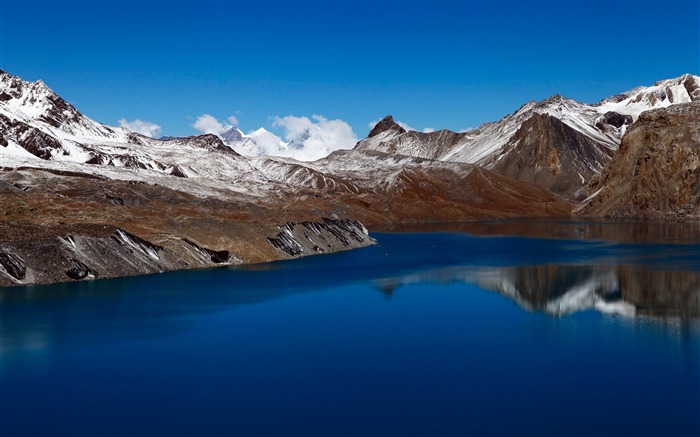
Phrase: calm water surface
[{"left": 1, "top": 220, "right": 699, "bottom": 436}]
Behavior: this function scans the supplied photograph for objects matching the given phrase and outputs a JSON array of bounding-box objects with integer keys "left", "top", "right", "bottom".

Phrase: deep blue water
[{"left": 1, "top": 222, "right": 699, "bottom": 437}]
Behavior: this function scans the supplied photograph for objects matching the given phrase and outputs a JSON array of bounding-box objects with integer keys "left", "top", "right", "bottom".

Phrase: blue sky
[{"left": 1, "top": 0, "right": 698, "bottom": 139}]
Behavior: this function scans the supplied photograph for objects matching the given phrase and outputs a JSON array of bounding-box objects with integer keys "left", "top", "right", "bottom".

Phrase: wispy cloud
[
  {"left": 227, "top": 115, "right": 239, "bottom": 127},
  {"left": 193, "top": 114, "right": 226, "bottom": 135},
  {"left": 118, "top": 118, "right": 161, "bottom": 138}
]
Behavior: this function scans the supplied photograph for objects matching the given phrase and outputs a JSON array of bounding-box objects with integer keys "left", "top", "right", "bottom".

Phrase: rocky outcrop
[
  {"left": 577, "top": 102, "right": 700, "bottom": 218},
  {"left": 266, "top": 219, "right": 369, "bottom": 256},
  {"left": 368, "top": 115, "right": 406, "bottom": 138},
  {"left": 595, "top": 111, "right": 633, "bottom": 130},
  {"left": 0, "top": 218, "right": 373, "bottom": 287},
  {"left": 0, "top": 113, "right": 65, "bottom": 160}
]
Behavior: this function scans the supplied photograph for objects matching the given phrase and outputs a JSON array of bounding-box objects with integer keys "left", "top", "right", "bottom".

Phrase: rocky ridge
[{"left": 358, "top": 75, "right": 699, "bottom": 200}]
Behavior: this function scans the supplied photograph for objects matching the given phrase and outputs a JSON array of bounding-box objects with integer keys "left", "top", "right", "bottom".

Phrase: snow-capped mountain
[
  {"left": 0, "top": 71, "right": 124, "bottom": 141},
  {"left": 2, "top": 68, "right": 698, "bottom": 286},
  {"left": 0, "top": 68, "right": 570, "bottom": 218},
  {"left": 595, "top": 74, "right": 700, "bottom": 116},
  {"left": 357, "top": 74, "right": 700, "bottom": 199},
  {"left": 0, "top": 69, "right": 382, "bottom": 287}
]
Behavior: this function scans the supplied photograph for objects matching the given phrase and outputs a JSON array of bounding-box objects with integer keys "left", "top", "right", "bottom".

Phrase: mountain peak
[
  {"left": 540, "top": 94, "right": 575, "bottom": 106},
  {"left": 368, "top": 115, "right": 406, "bottom": 138},
  {"left": 219, "top": 125, "right": 244, "bottom": 144}
]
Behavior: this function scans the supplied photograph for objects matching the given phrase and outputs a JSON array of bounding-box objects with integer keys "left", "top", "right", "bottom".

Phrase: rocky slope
[
  {"left": 0, "top": 166, "right": 374, "bottom": 286},
  {"left": 488, "top": 112, "right": 614, "bottom": 200},
  {"left": 576, "top": 102, "right": 700, "bottom": 218}
]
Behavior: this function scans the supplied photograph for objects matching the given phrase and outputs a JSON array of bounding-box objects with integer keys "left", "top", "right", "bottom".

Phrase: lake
[{"left": 1, "top": 219, "right": 699, "bottom": 436}]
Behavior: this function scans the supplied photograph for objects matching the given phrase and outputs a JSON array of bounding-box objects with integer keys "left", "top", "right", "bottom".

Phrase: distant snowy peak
[
  {"left": 225, "top": 127, "right": 285, "bottom": 157},
  {"left": 219, "top": 125, "right": 245, "bottom": 144},
  {"left": 596, "top": 74, "right": 700, "bottom": 117}
]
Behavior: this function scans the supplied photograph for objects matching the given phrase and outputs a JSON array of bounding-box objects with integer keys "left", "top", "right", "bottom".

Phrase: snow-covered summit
[
  {"left": 596, "top": 74, "right": 700, "bottom": 117},
  {"left": 0, "top": 69, "right": 121, "bottom": 140},
  {"left": 357, "top": 74, "right": 699, "bottom": 168}
]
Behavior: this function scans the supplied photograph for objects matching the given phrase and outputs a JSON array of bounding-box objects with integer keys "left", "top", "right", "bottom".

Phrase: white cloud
[
  {"left": 118, "top": 118, "right": 161, "bottom": 138},
  {"left": 192, "top": 113, "right": 358, "bottom": 161},
  {"left": 270, "top": 114, "right": 358, "bottom": 161},
  {"left": 245, "top": 128, "right": 287, "bottom": 155},
  {"left": 422, "top": 127, "right": 435, "bottom": 133},
  {"left": 193, "top": 114, "right": 225, "bottom": 135},
  {"left": 192, "top": 114, "right": 240, "bottom": 135}
]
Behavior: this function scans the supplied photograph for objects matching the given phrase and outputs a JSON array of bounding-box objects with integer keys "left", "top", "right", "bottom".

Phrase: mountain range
[{"left": 1, "top": 69, "right": 698, "bottom": 286}]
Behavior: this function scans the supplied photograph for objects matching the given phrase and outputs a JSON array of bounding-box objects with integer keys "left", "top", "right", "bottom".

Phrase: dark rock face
[
  {"left": 169, "top": 166, "right": 188, "bottom": 178},
  {"left": 0, "top": 250, "right": 26, "bottom": 280},
  {"left": 266, "top": 219, "right": 370, "bottom": 257},
  {"left": 0, "top": 114, "right": 64, "bottom": 159},
  {"left": 368, "top": 115, "right": 406, "bottom": 138},
  {"left": 489, "top": 113, "right": 615, "bottom": 200},
  {"left": 597, "top": 111, "right": 633, "bottom": 129},
  {"left": 577, "top": 102, "right": 700, "bottom": 218},
  {"left": 65, "top": 257, "right": 97, "bottom": 280},
  {"left": 183, "top": 239, "right": 230, "bottom": 264},
  {"left": 681, "top": 73, "right": 700, "bottom": 100}
]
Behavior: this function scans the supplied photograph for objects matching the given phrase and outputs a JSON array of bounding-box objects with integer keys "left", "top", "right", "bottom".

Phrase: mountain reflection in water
[{"left": 374, "top": 264, "right": 700, "bottom": 319}]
